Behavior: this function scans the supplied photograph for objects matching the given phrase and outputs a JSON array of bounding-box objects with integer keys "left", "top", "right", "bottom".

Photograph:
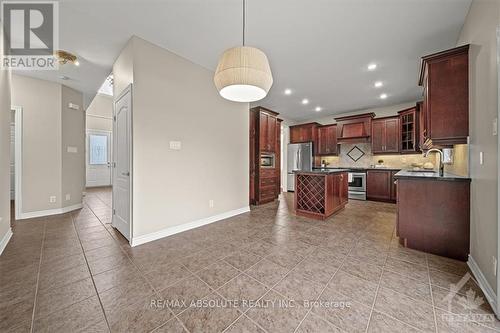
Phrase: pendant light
[{"left": 214, "top": 0, "right": 273, "bottom": 102}]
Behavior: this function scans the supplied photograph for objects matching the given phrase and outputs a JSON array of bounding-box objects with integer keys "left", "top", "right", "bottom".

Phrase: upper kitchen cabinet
[
  {"left": 371, "top": 116, "right": 400, "bottom": 154},
  {"left": 289, "top": 123, "right": 320, "bottom": 144},
  {"left": 398, "top": 107, "right": 419, "bottom": 153},
  {"left": 256, "top": 107, "right": 279, "bottom": 152},
  {"left": 419, "top": 45, "right": 469, "bottom": 146},
  {"left": 335, "top": 113, "right": 375, "bottom": 142},
  {"left": 317, "top": 124, "right": 339, "bottom": 155}
]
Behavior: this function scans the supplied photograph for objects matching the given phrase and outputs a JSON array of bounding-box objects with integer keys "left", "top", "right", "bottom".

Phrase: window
[{"left": 89, "top": 134, "right": 108, "bottom": 165}]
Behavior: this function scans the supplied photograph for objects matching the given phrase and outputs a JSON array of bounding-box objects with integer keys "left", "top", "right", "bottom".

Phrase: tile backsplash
[{"left": 319, "top": 143, "right": 438, "bottom": 169}]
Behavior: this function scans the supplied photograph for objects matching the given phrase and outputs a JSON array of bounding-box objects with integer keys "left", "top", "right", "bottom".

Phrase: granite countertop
[
  {"left": 294, "top": 169, "right": 350, "bottom": 174},
  {"left": 313, "top": 167, "right": 402, "bottom": 171},
  {"left": 394, "top": 170, "right": 471, "bottom": 181}
]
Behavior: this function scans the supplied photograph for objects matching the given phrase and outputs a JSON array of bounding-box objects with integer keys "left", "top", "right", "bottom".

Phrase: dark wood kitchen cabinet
[
  {"left": 419, "top": 45, "right": 469, "bottom": 146},
  {"left": 317, "top": 124, "right": 339, "bottom": 155},
  {"left": 398, "top": 107, "right": 419, "bottom": 153},
  {"left": 289, "top": 123, "right": 320, "bottom": 144},
  {"left": 250, "top": 106, "right": 281, "bottom": 205},
  {"left": 294, "top": 171, "right": 348, "bottom": 220},
  {"left": 371, "top": 117, "right": 400, "bottom": 154},
  {"left": 396, "top": 176, "right": 470, "bottom": 260},
  {"left": 259, "top": 111, "right": 277, "bottom": 152},
  {"left": 367, "top": 170, "right": 392, "bottom": 202}
]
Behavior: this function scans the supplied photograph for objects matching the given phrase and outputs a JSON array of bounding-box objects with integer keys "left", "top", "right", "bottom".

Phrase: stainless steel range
[{"left": 348, "top": 171, "right": 366, "bottom": 200}]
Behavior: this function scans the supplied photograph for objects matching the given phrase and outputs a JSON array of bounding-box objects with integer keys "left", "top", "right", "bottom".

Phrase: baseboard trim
[
  {"left": 468, "top": 254, "right": 498, "bottom": 316},
  {"left": 18, "top": 203, "right": 83, "bottom": 220},
  {"left": 131, "top": 206, "right": 250, "bottom": 247},
  {"left": 0, "top": 228, "right": 13, "bottom": 256}
]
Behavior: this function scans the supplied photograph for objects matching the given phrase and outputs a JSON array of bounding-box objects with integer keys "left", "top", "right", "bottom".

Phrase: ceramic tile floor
[{"left": 1, "top": 187, "right": 499, "bottom": 333}]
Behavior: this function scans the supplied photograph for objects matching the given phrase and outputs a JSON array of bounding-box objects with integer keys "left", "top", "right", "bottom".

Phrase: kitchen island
[
  {"left": 294, "top": 169, "right": 349, "bottom": 220},
  {"left": 394, "top": 170, "right": 471, "bottom": 260}
]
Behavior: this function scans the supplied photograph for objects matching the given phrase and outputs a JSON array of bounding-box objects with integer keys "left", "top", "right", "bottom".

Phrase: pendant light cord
[{"left": 242, "top": 0, "right": 246, "bottom": 46}]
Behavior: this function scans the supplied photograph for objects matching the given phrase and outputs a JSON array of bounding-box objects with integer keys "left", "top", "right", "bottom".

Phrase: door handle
[{"left": 121, "top": 172, "right": 130, "bottom": 176}]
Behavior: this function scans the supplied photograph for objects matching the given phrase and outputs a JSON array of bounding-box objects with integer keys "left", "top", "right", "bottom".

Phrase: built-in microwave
[{"left": 260, "top": 154, "right": 275, "bottom": 168}]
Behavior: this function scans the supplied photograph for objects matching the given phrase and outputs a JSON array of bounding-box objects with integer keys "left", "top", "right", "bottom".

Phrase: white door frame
[
  {"left": 11, "top": 106, "right": 23, "bottom": 220},
  {"left": 86, "top": 129, "right": 112, "bottom": 187},
  {"left": 112, "top": 84, "right": 133, "bottom": 243}
]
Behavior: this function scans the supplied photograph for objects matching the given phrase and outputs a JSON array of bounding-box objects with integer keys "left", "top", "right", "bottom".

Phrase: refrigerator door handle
[{"left": 298, "top": 149, "right": 301, "bottom": 169}]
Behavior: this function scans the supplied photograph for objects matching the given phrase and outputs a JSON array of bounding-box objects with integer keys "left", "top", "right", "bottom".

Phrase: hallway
[{"left": 0, "top": 189, "right": 497, "bottom": 332}]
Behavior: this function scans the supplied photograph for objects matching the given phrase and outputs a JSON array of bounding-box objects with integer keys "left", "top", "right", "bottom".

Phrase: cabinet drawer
[
  {"left": 260, "top": 169, "right": 276, "bottom": 178},
  {"left": 260, "top": 177, "right": 276, "bottom": 187},
  {"left": 260, "top": 186, "right": 276, "bottom": 199}
]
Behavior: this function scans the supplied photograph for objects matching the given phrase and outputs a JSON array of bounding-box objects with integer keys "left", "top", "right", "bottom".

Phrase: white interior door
[
  {"left": 10, "top": 111, "right": 15, "bottom": 200},
  {"left": 86, "top": 130, "right": 112, "bottom": 187},
  {"left": 112, "top": 86, "right": 132, "bottom": 241}
]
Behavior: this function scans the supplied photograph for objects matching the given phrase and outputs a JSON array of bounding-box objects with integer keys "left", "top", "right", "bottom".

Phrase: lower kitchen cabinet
[
  {"left": 367, "top": 169, "right": 399, "bottom": 203},
  {"left": 396, "top": 177, "right": 470, "bottom": 261}
]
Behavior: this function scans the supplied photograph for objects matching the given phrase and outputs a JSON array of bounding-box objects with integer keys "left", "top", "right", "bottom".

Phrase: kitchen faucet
[{"left": 424, "top": 148, "right": 444, "bottom": 176}]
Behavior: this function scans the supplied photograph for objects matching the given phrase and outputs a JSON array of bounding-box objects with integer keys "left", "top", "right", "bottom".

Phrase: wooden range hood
[{"left": 335, "top": 112, "right": 376, "bottom": 143}]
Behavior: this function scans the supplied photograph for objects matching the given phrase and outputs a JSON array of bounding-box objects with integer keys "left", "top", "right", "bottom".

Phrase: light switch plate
[
  {"left": 169, "top": 141, "right": 182, "bottom": 150},
  {"left": 480, "top": 152, "right": 484, "bottom": 165},
  {"left": 68, "top": 103, "right": 80, "bottom": 110},
  {"left": 493, "top": 118, "right": 498, "bottom": 136},
  {"left": 67, "top": 146, "right": 78, "bottom": 153}
]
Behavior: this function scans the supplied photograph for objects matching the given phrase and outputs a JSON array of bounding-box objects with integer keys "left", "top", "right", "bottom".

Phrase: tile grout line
[
  {"left": 70, "top": 207, "right": 113, "bottom": 332},
  {"left": 291, "top": 234, "right": 360, "bottom": 333},
  {"left": 83, "top": 195, "right": 181, "bottom": 333},
  {"left": 363, "top": 231, "right": 394, "bottom": 333},
  {"left": 29, "top": 219, "right": 47, "bottom": 333},
  {"left": 425, "top": 253, "right": 439, "bottom": 333}
]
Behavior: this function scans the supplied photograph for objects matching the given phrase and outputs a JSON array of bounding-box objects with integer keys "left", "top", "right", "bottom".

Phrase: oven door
[{"left": 348, "top": 172, "right": 366, "bottom": 192}]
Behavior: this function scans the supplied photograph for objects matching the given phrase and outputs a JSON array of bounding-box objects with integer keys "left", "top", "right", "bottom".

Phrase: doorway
[
  {"left": 86, "top": 129, "right": 112, "bottom": 187},
  {"left": 112, "top": 85, "right": 132, "bottom": 242},
  {"left": 10, "top": 106, "right": 22, "bottom": 221}
]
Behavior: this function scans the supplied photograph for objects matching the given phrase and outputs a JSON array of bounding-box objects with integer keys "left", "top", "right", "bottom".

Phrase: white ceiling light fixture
[
  {"left": 374, "top": 81, "right": 383, "bottom": 88},
  {"left": 315, "top": 106, "right": 322, "bottom": 112},
  {"left": 284, "top": 88, "right": 292, "bottom": 95},
  {"left": 213, "top": 0, "right": 273, "bottom": 103},
  {"left": 367, "top": 63, "right": 377, "bottom": 71},
  {"left": 302, "top": 98, "right": 309, "bottom": 105},
  {"left": 380, "top": 93, "right": 388, "bottom": 99}
]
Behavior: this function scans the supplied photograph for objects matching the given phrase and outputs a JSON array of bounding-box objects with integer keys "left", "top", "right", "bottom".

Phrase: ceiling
[{"left": 15, "top": 0, "right": 472, "bottom": 120}]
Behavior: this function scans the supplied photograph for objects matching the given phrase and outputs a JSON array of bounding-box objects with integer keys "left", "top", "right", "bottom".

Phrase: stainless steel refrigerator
[{"left": 287, "top": 142, "right": 313, "bottom": 191}]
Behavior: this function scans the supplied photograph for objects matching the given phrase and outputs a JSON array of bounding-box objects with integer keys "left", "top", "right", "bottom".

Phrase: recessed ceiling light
[
  {"left": 315, "top": 106, "right": 322, "bottom": 112},
  {"left": 367, "top": 63, "right": 377, "bottom": 71},
  {"left": 380, "top": 93, "right": 388, "bottom": 99},
  {"left": 374, "top": 81, "right": 383, "bottom": 88},
  {"left": 284, "top": 89, "right": 292, "bottom": 95},
  {"left": 302, "top": 98, "right": 309, "bottom": 105},
  {"left": 74, "top": 60, "right": 80, "bottom": 66}
]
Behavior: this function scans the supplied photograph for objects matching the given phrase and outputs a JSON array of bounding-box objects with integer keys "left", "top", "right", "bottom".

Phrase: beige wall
[
  {"left": 86, "top": 94, "right": 113, "bottom": 132},
  {"left": 113, "top": 36, "right": 249, "bottom": 239},
  {"left": 86, "top": 94, "right": 113, "bottom": 131},
  {"left": 11, "top": 75, "right": 63, "bottom": 212},
  {"left": 0, "top": 26, "right": 12, "bottom": 247},
  {"left": 62, "top": 86, "right": 85, "bottom": 207},
  {"left": 457, "top": 0, "right": 500, "bottom": 293},
  {"left": 11, "top": 75, "right": 85, "bottom": 215}
]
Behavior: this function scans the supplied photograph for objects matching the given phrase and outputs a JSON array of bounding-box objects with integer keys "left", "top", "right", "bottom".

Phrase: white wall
[
  {"left": 86, "top": 94, "right": 113, "bottom": 132},
  {"left": 113, "top": 36, "right": 249, "bottom": 240},
  {"left": 457, "top": 0, "right": 500, "bottom": 293},
  {"left": 11, "top": 75, "right": 85, "bottom": 216},
  {"left": 0, "top": 26, "right": 12, "bottom": 251}
]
